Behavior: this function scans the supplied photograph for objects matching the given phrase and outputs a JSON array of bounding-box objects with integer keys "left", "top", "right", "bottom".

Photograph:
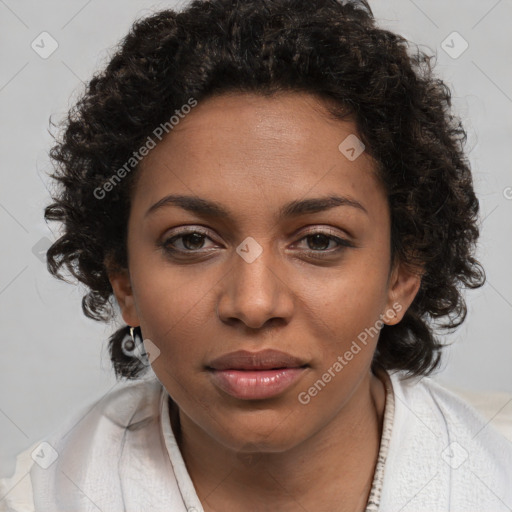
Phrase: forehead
[
  {"left": 155, "top": 92, "right": 362, "bottom": 164},
  {"left": 133, "top": 92, "right": 386, "bottom": 224}
]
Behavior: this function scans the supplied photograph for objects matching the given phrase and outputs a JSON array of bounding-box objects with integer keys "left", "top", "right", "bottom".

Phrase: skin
[{"left": 108, "top": 91, "right": 421, "bottom": 512}]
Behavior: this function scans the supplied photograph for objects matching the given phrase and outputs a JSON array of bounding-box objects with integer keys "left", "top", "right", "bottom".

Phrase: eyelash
[{"left": 159, "top": 227, "right": 354, "bottom": 258}]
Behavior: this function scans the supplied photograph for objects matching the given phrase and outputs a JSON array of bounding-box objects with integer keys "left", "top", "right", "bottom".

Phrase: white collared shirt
[{"left": 1, "top": 368, "right": 511, "bottom": 511}]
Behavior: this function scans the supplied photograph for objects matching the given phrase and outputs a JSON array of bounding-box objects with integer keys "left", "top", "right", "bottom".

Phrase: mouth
[{"left": 206, "top": 349, "right": 309, "bottom": 400}]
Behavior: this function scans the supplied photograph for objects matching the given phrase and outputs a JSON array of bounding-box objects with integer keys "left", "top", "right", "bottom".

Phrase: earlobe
[
  {"left": 108, "top": 269, "right": 140, "bottom": 327},
  {"left": 383, "top": 261, "right": 422, "bottom": 325}
]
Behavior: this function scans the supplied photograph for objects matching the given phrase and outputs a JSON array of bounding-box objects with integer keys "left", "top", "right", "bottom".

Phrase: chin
[{"left": 208, "top": 408, "right": 310, "bottom": 453}]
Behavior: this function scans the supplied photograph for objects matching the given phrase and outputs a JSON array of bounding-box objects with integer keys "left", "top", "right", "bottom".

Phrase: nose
[{"left": 216, "top": 241, "right": 295, "bottom": 330}]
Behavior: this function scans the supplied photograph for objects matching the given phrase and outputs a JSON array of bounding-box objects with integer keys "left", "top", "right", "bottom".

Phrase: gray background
[{"left": 1, "top": 0, "right": 511, "bottom": 477}]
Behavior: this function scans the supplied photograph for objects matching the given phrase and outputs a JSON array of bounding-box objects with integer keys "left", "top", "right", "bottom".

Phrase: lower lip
[{"left": 209, "top": 368, "right": 307, "bottom": 400}]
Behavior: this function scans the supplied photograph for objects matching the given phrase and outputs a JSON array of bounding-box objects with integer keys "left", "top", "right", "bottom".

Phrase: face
[{"left": 109, "top": 92, "right": 420, "bottom": 454}]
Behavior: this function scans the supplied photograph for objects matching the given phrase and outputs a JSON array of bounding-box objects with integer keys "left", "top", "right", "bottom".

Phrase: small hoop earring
[{"left": 121, "top": 325, "right": 143, "bottom": 358}]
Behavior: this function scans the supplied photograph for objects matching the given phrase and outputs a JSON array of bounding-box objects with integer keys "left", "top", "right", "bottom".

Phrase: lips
[
  {"left": 208, "top": 349, "right": 307, "bottom": 371},
  {"left": 207, "top": 349, "right": 308, "bottom": 400}
]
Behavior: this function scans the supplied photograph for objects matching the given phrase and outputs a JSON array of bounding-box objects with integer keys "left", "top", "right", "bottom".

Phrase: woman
[{"left": 1, "top": 0, "right": 511, "bottom": 510}]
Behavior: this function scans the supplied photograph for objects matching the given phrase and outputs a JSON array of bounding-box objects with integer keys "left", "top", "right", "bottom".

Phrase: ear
[
  {"left": 382, "top": 259, "right": 422, "bottom": 326},
  {"left": 105, "top": 257, "right": 140, "bottom": 326}
]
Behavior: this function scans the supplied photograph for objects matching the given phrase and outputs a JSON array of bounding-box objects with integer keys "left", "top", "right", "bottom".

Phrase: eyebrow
[{"left": 145, "top": 194, "right": 368, "bottom": 219}]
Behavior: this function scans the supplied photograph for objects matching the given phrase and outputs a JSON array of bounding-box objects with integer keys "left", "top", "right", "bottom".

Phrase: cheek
[
  {"left": 308, "top": 251, "right": 390, "bottom": 330},
  {"left": 134, "top": 273, "right": 186, "bottom": 330},
  {"left": 129, "top": 255, "right": 222, "bottom": 370},
  {"left": 298, "top": 256, "right": 391, "bottom": 391}
]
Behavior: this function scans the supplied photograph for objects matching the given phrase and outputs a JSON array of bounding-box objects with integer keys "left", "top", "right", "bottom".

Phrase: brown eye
[
  {"left": 296, "top": 230, "right": 354, "bottom": 255},
  {"left": 178, "top": 232, "right": 207, "bottom": 250},
  {"left": 305, "top": 233, "right": 333, "bottom": 251},
  {"left": 160, "top": 229, "right": 217, "bottom": 254}
]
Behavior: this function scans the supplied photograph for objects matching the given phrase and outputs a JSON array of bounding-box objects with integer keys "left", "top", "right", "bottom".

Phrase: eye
[
  {"left": 158, "top": 227, "right": 355, "bottom": 259},
  {"left": 160, "top": 228, "right": 218, "bottom": 254},
  {"left": 295, "top": 230, "right": 354, "bottom": 256}
]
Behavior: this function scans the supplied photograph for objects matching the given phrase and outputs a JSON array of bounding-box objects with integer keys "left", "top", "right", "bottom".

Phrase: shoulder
[
  {"left": 0, "top": 442, "right": 39, "bottom": 512},
  {"left": 381, "top": 371, "right": 512, "bottom": 511},
  {"left": 393, "top": 371, "right": 511, "bottom": 445},
  {"left": 390, "top": 370, "right": 512, "bottom": 466},
  {"left": 0, "top": 376, "right": 164, "bottom": 512}
]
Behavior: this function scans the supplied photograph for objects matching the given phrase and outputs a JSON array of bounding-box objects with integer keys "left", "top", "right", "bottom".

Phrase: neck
[{"left": 172, "top": 369, "right": 387, "bottom": 512}]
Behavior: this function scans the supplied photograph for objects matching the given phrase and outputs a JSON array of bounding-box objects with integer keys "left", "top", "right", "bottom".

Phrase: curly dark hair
[{"left": 44, "top": 0, "right": 485, "bottom": 381}]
